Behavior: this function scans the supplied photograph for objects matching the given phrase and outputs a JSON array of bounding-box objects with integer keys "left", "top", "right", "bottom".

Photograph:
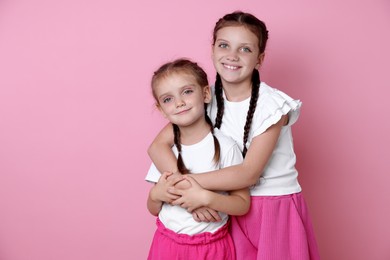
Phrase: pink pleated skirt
[
  {"left": 230, "top": 192, "right": 320, "bottom": 260},
  {"left": 148, "top": 218, "right": 235, "bottom": 260}
]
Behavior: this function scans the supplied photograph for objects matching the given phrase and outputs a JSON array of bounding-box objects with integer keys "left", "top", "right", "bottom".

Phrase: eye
[
  {"left": 240, "top": 46, "right": 252, "bottom": 53},
  {"left": 162, "top": 97, "right": 173, "bottom": 104},
  {"left": 218, "top": 43, "right": 228, "bottom": 49},
  {"left": 183, "top": 89, "right": 194, "bottom": 95}
]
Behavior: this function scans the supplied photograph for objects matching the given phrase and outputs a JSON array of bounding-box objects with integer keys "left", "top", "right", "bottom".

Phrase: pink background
[{"left": 0, "top": 0, "right": 389, "bottom": 259}]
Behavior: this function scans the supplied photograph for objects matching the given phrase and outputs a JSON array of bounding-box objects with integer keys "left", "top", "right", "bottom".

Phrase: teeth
[{"left": 224, "top": 64, "right": 238, "bottom": 70}]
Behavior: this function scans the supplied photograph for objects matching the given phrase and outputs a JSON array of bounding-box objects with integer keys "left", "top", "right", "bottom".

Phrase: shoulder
[
  {"left": 250, "top": 82, "right": 302, "bottom": 136},
  {"left": 258, "top": 82, "right": 301, "bottom": 112},
  {"left": 259, "top": 82, "right": 296, "bottom": 102}
]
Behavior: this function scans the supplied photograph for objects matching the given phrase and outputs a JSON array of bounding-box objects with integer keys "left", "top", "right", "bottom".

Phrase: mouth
[
  {"left": 223, "top": 63, "right": 240, "bottom": 70},
  {"left": 175, "top": 108, "right": 191, "bottom": 115}
]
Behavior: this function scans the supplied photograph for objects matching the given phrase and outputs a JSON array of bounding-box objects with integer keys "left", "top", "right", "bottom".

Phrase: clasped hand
[{"left": 164, "top": 172, "right": 222, "bottom": 223}]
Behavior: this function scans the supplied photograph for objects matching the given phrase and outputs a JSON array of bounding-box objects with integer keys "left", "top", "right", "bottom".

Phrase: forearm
[
  {"left": 147, "top": 123, "right": 178, "bottom": 173},
  {"left": 191, "top": 163, "right": 259, "bottom": 191},
  {"left": 205, "top": 189, "right": 250, "bottom": 216},
  {"left": 147, "top": 188, "right": 163, "bottom": 216},
  {"left": 191, "top": 117, "right": 285, "bottom": 190}
]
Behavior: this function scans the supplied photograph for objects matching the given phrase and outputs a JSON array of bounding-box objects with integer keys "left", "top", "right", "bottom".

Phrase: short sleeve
[
  {"left": 253, "top": 86, "right": 302, "bottom": 137},
  {"left": 145, "top": 163, "right": 161, "bottom": 183}
]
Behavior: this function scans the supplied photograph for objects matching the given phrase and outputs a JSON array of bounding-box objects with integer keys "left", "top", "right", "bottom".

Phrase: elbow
[
  {"left": 245, "top": 166, "right": 261, "bottom": 187},
  {"left": 238, "top": 164, "right": 261, "bottom": 188},
  {"left": 242, "top": 204, "right": 251, "bottom": 216},
  {"left": 147, "top": 142, "right": 155, "bottom": 157},
  {"left": 246, "top": 175, "right": 259, "bottom": 187},
  {"left": 151, "top": 211, "right": 159, "bottom": 217},
  {"left": 147, "top": 207, "right": 160, "bottom": 217},
  {"left": 236, "top": 201, "right": 251, "bottom": 216}
]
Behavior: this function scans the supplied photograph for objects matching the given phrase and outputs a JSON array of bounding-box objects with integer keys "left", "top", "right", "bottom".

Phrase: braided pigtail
[
  {"left": 204, "top": 104, "right": 221, "bottom": 165},
  {"left": 172, "top": 124, "right": 190, "bottom": 174},
  {"left": 214, "top": 73, "right": 224, "bottom": 129},
  {"left": 242, "top": 69, "right": 260, "bottom": 157}
]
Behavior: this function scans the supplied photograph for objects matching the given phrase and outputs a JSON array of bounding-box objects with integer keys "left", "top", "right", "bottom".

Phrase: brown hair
[
  {"left": 151, "top": 58, "right": 220, "bottom": 174},
  {"left": 213, "top": 11, "right": 269, "bottom": 157}
]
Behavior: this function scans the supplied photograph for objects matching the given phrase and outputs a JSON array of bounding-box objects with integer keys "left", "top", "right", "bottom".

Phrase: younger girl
[
  {"left": 146, "top": 58, "right": 250, "bottom": 260},
  {"left": 148, "top": 12, "right": 320, "bottom": 259}
]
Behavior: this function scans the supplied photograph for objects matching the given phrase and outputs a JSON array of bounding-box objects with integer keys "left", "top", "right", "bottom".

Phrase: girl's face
[
  {"left": 154, "top": 72, "right": 211, "bottom": 127},
  {"left": 212, "top": 26, "right": 264, "bottom": 86}
]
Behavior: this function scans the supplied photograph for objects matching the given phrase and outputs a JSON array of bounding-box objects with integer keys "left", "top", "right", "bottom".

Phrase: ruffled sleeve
[{"left": 252, "top": 84, "right": 302, "bottom": 137}]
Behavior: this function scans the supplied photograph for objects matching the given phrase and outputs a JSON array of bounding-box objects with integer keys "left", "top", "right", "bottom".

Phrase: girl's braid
[
  {"left": 242, "top": 69, "right": 260, "bottom": 157},
  {"left": 173, "top": 123, "right": 190, "bottom": 174},
  {"left": 204, "top": 104, "right": 220, "bottom": 164},
  {"left": 214, "top": 73, "right": 224, "bottom": 129}
]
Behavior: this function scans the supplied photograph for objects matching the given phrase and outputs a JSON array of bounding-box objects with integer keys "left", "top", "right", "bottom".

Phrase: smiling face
[
  {"left": 154, "top": 72, "right": 211, "bottom": 127},
  {"left": 212, "top": 25, "right": 264, "bottom": 87}
]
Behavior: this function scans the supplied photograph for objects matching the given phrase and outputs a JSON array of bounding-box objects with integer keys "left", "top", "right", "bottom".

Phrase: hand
[
  {"left": 170, "top": 175, "right": 211, "bottom": 212},
  {"left": 192, "top": 207, "right": 222, "bottom": 222},
  {"left": 150, "top": 172, "right": 181, "bottom": 204},
  {"left": 166, "top": 172, "right": 191, "bottom": 190}
]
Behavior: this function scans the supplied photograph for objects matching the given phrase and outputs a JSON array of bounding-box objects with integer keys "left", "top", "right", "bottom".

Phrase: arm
[
  {"left": 172, "top": 176, "right": 250, "bottom": 216},
  {"left": 147, "top": 172, "right": 181, "bottom": 216},
  {"left": 147, "top": 186, "right": 163, "bottom": 216},
  {"left": 192, "top": 207, "right": 222, "bottom": 222},
  {"left": 147, "top": 123, "right": 178, "bottom": 173},
  {"left": 147, "top": 172, "right": 223, "bottom": 221},
  {"left": 148, "top": 124, "right": 222, "bottom": 221},
  {"left": 181, "top": 115, "right": 288, "bottom": 191}
]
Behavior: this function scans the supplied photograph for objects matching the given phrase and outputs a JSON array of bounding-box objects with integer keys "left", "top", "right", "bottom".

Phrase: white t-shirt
[
  {"left": 145, "top": 128, "right": 243, "bottom": 235},
  {"left": 208, "top": 82, "right": 302, "bottom": 196}
]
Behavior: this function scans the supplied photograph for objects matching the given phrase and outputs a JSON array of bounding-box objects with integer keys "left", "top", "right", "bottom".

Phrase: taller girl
[{"left": 149, "top": 11, "right": 320, "bottom": 259}]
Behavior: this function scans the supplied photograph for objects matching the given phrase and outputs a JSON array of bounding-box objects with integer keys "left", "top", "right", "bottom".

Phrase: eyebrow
[{"left": 216, "top": 38, "right": 255, "bottom": 46}]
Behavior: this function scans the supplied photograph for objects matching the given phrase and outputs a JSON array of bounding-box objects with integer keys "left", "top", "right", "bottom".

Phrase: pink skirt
[
  {"left": 148, "top": 218, "right": 235, "bottom": 260},
  {"left": 230, "top": 192, "right": 320, "bottom": 260}
]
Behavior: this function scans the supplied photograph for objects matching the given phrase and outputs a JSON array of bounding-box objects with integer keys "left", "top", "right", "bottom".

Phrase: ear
[
  {"left": 203, "top": 85, "right": 212, "bottom": 104},
  {"left": 155, "top": 103, "right": 168, "bottom": 118},
  {"left": 255, "top": 53, "right": 265, "bottom": 69}
]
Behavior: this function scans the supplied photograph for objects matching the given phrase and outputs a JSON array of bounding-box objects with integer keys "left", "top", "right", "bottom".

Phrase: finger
[
  {"left": 168, "top": 187, "right": 184, "bottom": 196},
  {"left": 207, "top": 209, "right": 222, "bottom": 222},
  {"left": 192, "top": 212, "right": 201, "bottom": 222},
  {"left": 161, "top": 171, "right": 173, "bottom": 180},
  {"left": 171, "top": 197, "right": 184, "bottom": 206},
  {"left": 182, "top": 175, "right": 201, "bottom": 188},
  {"left": 192, "top": 207, "right": 220, "bottom": 222},
  {"left": 196, "top": 208, "right": 214, "bottom": 222},
  {"left": 196, "top": 212, "right": 208, "bottom": 222},
  {"left": 195, "top": 210, "right": 211, "bottom": 223},
  {"left": 170, "top": 176, "right": 185, "bottom": 186},
  {"left": 166, "top": 172, "right": 178, "bottom": 181},
  {"left": 187, "top": 206, "right": 195, "bottom": 213},
  {"left": 167, "top": 194, "right": 181, "bottom": 201}
]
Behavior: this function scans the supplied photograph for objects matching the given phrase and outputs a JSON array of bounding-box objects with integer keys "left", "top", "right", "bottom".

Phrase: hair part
[{"left": 212, "top": 11, "right": 269, "bottom": 54}]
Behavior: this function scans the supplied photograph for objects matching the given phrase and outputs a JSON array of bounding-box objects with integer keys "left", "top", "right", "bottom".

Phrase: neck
[
  {"left": 221, "top": 79, "right": 252, "bottom": 102},
  {"left": 178, "top": 120, "right": 211, "bottom": 145}
]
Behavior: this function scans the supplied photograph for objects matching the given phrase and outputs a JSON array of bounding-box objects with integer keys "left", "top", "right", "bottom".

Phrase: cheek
[{"left": 158, "top": 104, "right": 172, "bottom": 117}]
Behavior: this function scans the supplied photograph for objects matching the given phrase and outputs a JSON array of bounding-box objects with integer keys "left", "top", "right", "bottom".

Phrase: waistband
[{"left": 156, "top": 218, "right": 230, "bottom": 245}]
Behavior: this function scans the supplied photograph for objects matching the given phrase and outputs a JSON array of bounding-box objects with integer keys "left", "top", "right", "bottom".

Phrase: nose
[
  {"left": 226, "top": 50, "right": 239, "bottom": 61},
  {"left": 176, "top": 99, "right": 186, "bottom": 108}
]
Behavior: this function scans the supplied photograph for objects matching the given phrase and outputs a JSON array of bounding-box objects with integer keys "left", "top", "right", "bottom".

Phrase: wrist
[
  {"left": 202, "top": 190, "right": 212, "bottom": 207},
  {"left": 149, "top": 187, "right": 161, "bottom": 203}
]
